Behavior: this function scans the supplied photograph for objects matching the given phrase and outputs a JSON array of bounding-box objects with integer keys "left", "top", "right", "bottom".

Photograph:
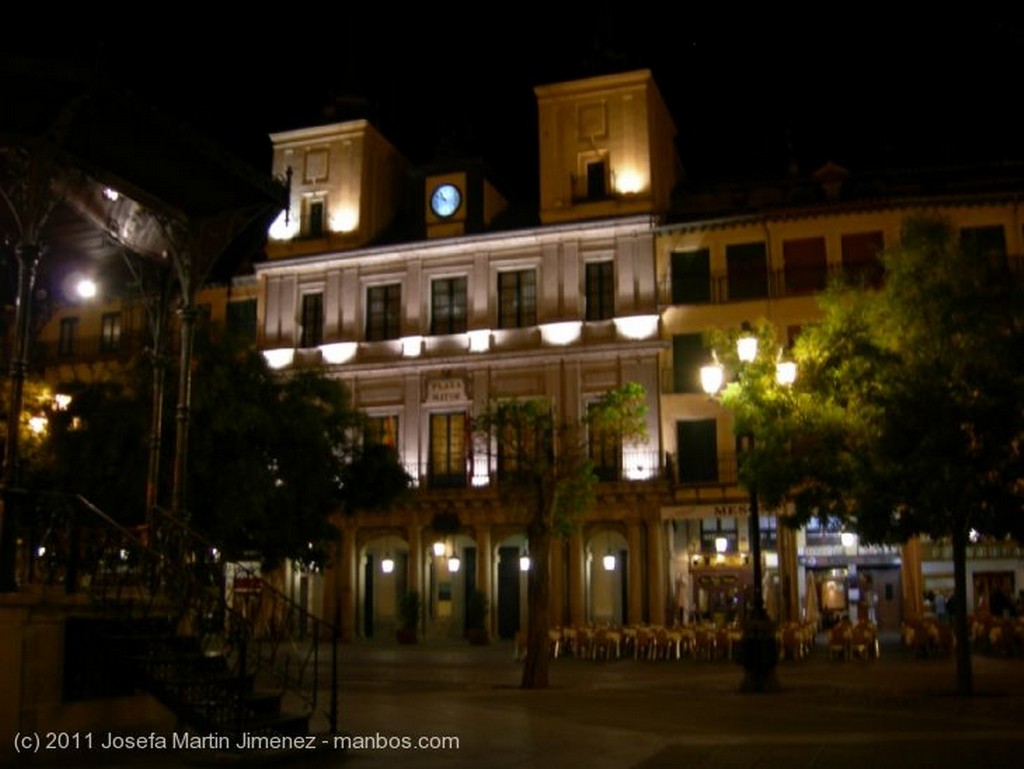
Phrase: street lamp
[{"left": 700, "top": 325, "right": 796, "bottom": 692}]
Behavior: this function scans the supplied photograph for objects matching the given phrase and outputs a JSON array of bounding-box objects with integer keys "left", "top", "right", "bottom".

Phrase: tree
[
  {"left": 21, "top": 376, "right": 151, "bottom": 524},
  {"left": 186, "top": 332, "right": 388, "bottom": 568},
  {"left": 776, "top": 215, "right": 1024, "bottom": 695},
  {"left": 27, "top": 329, "right": 411, "bottom": 570},
  {"left": 475, "top": 382, "right": 648, "bottom": 689}
]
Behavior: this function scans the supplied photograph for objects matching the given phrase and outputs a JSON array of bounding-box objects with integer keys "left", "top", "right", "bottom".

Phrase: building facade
[
  {"left": 256, "top": 70, "right": 674, "bottom": 641},
  {"left": 20, "top": 69, "right": 1024, "bottom": 639},
  {"left": 656, "top": 168, "right": 1024, "bottom": 628}
]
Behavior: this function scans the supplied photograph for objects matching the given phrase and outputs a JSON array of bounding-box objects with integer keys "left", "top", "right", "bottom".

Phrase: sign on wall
[{"left": 425, "top": 377, "right": 469, "bottom": 404}]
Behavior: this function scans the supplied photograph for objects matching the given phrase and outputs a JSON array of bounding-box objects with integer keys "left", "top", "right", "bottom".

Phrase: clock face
[{"left": 430, "top": 183, "right": 462, "bottom": 218}]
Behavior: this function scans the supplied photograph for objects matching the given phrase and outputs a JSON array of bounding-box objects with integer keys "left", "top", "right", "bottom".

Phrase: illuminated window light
[
  {"left": 602, "top": 552, "right": 616, "bottom": 572},
  {"left": 268, "top": 210, "right": 299, "bottom": 241},
  {"left": 613, "top": 315, "right": 658, "bottom": 340},
  {"left": 402, "top": 336, "right": 424, "bottom": 358},
  {"left": 263, "top": 349, "right": 295, "bottom": 369},
  {"left": 472, "top": 455, "right": 490, "bottom": 487},
  {"left": 330, "top": 208, "right": 359, "bottom": 233},
  {"left": 320, "top": 342, "right": 358, "bottom": 365},
  {"left": 622, "top": 448, "right": 654, "bottom": 480},
  {"left": 614, "top": 168, "right": 645, "bottom": 195},
  {"left": 540, "top": 321, "right": 582, "bottom": 346},
  {"left": 467, "top": 329, "right": 491, "bottom": 353}
]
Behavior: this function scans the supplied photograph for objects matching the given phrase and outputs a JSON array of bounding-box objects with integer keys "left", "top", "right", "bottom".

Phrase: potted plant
[
  {"left": 465, "top": 589, "right": 490, "bottom": 645},
  {"left": 396, "top": 590, "right": 419, "bottom": 644}
]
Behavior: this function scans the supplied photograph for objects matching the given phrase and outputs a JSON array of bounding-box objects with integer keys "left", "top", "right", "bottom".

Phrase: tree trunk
[
  {"left": 951, "top": 521, "right": 973, "bottom": 696},
  {"left": 521, "top": 520, "right": 552, "bottom": 689}
]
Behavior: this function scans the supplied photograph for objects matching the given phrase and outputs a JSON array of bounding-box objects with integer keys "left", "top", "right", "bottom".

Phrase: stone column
[
  {"left": 550, "top": 536, "right": 565, "bottom": 627},
  {"left": 901, "top": 536, "right": 924, "bottom": 620},
  {"left": 407, "top": 523, "right": 423, "bottom": 598},
  {"left": 568, "top": 530, "right": 585, "bottom": 627},
  {"left": 647, "top": 518, "right": 666, "bottom": 626},
  {"left": 777, "top": 520, "right": 799, "bottom": 623},
  {"left": 338, "top": 523, "right": 357, "bottom": 642},
  {"left": 627, "top": 520, "right": 644, "bottom": 625},
  {"left": 476, "top": 525, "right": 493, "bottom": 635}
]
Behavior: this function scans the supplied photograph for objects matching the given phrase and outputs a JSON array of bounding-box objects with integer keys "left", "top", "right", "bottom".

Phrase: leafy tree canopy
[
  {"left": 713, "top": 214, "right": 1024, "bottom": 695},
  {"left": 786, "top": 215, "right": 1024, "bottom": 544},
  {"left": 26, "top": 328, "right": 411, "bottom": 569}
]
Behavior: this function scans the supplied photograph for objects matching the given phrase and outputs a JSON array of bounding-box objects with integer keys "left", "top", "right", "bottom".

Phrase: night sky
[{"left": 8, "top": 12, "right": 1024, "bottom": 202}]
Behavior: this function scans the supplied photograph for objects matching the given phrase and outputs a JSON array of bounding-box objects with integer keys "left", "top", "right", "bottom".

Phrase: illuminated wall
[
  {"left": 266, "top": 120, "right": 408, "bottom": 258},
  {"left": 535, "top": 70, "right": 679, "bottom": 225}
]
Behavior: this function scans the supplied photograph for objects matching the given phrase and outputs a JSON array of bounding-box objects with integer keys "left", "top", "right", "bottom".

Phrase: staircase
[{"left": 26, "top": 493, "right": 338, "bottom": 740}]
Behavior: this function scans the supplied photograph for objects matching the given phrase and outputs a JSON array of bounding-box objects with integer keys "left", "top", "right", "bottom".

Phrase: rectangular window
[
  {"left": 841, "top": 231, "right": 884, "bottom": 286},
  {"left": 429, "top": 412, "right": 466, "bottom": 489},
  {"left": 670, "top": 248, "right": 711, "bottom": 304},
  {"left": 960, "top": 225, "right": 1007, "bottom": 272},
  {"left": 805, "top": 515, "right": 844, "bottom": 545},
  {"left": 366, "top": 284, "right": 401, "bottom": 341},
  {"left": 700, "top": 515, "right": 737, "bottom": 552},
  {"left": 671, "top": 333, "right": 707, "bottom": 393},
  {"left": 58, "top": 317, "right": 78, "bottom": 357},
  {"left": 300, "top": 292, "right": 324, "bottom": 348},
  {"left": 498, "top": 270, "right": 536, "bottom": 329},
  {"left": 100, "top": 312, "right": 121, "bottom": 352},
  {"left": 782, "top": 237, "right": 827, "bottom": 294},
  {"left": 588, "top": 402, "right": 620, "bottom": 482},
  {"left": 307, "top": 199, "right": 325, "bottom": 238},
  {"left": 365, "top": 415, "right": 399, "bottom": 449},
  {"left": 726, "top": 242, "right": 768, "bottom": 300},
  {"left": 585, "top": 261, "right": 614, "bottom": 321},
  {"left": 677, "top": 419, "right": 718, "bottom": 484},
  {"left": 760, "top": 514, "right": 778, "bottom": 549},
  {"left": 431, "top": 277, "right": 468, "bottom": 335},
  {"left": 586, "top": 160, "right": 607, "bottom": 199},
  {"left": 497, "top": 403, "right": 552, "bottom": 483},
  {"left": 226, "top": 299, "right": 258, "bottom": 343}
]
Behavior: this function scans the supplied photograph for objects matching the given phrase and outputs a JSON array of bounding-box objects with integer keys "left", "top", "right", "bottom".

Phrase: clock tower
[{"left": 424, "top": 165, "right": 508, "bottom": 239}]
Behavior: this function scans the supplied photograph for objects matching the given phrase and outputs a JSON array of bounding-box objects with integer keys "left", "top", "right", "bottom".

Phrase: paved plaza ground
[
  {"left": 27, "top": 633, "right": 1024, "bottom": 768},
  {"left": 325, "top": 634, "right": 1024, "bottom": 769}
]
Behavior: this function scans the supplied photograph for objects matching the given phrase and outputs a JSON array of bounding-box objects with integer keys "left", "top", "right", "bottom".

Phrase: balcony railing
[
  {"left": 410, "top": 449, "right": 666, "bottom": 492},
  {"left": 667, "top": 452, "right": 739, "bottom": 487},
  {"left": 659, "top": 264, "right": 869, "bottom": 307}
]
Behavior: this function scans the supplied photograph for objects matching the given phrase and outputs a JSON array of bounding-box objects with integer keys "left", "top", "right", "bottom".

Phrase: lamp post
[{"left": 701, "top": 325, "right": 796, "bottom": 692}]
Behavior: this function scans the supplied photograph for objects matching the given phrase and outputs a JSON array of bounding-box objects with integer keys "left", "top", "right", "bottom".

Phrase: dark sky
[{"left": 10, "top": 11, "right": 1024, "bottom": 202}]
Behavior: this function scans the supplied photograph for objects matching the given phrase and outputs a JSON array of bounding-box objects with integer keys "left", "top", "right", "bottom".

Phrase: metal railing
[{"left": 20, "top": 492, "right": 338, "bottom": 735}]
